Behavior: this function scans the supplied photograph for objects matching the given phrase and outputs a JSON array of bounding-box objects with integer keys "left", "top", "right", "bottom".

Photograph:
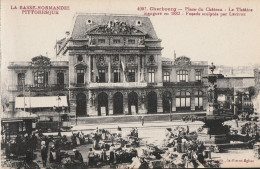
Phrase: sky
[{"left": 1, "top": 0, "right": 260, "bottom": 77}]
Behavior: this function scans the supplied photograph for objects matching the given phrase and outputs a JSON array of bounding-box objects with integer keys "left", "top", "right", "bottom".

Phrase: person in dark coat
[
  {"left": 71, "top": 133, "right": 77, "bottom": 146},
  {"left": 41, "top": 144, "right": 48, "bottom": 167},
  {"left": 25, "top": 150, "right": 33, "bottom": 164},
  {"left": 44, "top": 136, "right": 50, "bottom": 150},
  {"left": 49, "top": 145, "right": 56, "bottom": 163},
  {"left": 15, "top": 135, "right": 22, "bottom": 156},
  {"left": 31, "top": 133, "right": 38, "bottom": 151},
  {"left": 73, "top": 149, "right": 84, "bottom": 164}
]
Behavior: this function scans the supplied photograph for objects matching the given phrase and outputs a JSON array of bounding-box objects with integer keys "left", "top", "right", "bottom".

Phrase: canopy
[
  {"left": 1, "top": 111, "right": 38, "bottom": 121},
  {"left": 15, "top": 96, "right": 68, "bottom": 108}
]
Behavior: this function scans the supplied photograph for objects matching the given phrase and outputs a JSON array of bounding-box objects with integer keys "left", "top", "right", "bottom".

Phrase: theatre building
[
  {"left": 7, "top": 13, "right": 208, "bottom": 118},
  {"left": 56, "top": 13, "right": 208, "bottom": 117}
]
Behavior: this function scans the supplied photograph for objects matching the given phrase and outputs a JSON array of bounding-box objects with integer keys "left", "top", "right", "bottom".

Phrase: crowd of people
[{"left": 5, "top": 133, "right": 38, "bottom": 157}]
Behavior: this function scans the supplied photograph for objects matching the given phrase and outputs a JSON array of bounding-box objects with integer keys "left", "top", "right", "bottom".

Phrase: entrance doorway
[
  {"left": 76, "top": 93, "right": 87, "bottom": 116},
  {"left": 147, "top": 91, "right": 157, "bottom": 113},
  {"left": 98, "top": 92, "right": 108, "bottom": 116},
  {"left": 113, "top": 92, "right": 124, "bottom": 115},
  {"left": 128, "top": 92, "right": 138, "bottom": 114}
]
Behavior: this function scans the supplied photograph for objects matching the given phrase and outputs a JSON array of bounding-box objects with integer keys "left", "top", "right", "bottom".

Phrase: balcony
[
  {"left": 8, "top": 84, "right": 68, "bottom": 91},
  {"left": 163, "top": 81, "right": 204, "bottom": 87},
  {"left": 88, "top": 82, "right": 147, "bottom": 88},
  {"left": 69, "top": 83, "right": 87, "bottom": 88}
]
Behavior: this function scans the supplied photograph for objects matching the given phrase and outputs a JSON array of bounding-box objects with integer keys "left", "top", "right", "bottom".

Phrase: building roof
[
  {"left": 70, "top": 13, "right": 158, "bottom": 39},
  {"left": 1, "top": 110, "right": 38, "bottom": 121},
  {"left": 162, "top": 57, "right": 174, "bottom": 62}
]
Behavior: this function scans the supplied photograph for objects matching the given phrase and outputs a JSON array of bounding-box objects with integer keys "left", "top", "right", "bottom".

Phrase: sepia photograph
[{"left": 1, "top": 0, "right": 260, "bottom": 168}]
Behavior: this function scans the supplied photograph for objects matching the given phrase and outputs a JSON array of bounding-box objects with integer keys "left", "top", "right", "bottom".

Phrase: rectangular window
[
  {"left": 98, "top": 69, "right": 106, "bottom": 83},
  {"left": 128, "top": 39, "right": 135, "bottom": 44},
  {"left": 98, "top": 39, "right": 105, "bottom": 44},
  {"left": 18, "top": 73, "right": 25, "bottom": 86},
  {"left": 195, "top": 71, "right": 201, "bottom": 81},
  {"left": 77, "top": 69, "right": 84, "bottom": 84},
  {"left": 148, "top": 68, "right": 155, "bottom": 83},
  {"left": 113, "top": 39, "right": 120, "bottom": 44},
  {"left": 177, "top": 70, "right": 188, "bottom": 82},
  {"left": 114, "top": 69, "right": 120, "bottom": 83},
  {"left": 34, "top": 71, "right": 48, "bottom": 86},
  {"left": 57, "top": 72, "right": 64, "bottom": 85},
  {"left": 195, "top": 98, "right": 203, "bottom": 107},
  {"left": 128, "top": 69, "right": 135, "bottom": 82},
  {"left": 163, "top": 72, "right": 170, "bottom": 82}
]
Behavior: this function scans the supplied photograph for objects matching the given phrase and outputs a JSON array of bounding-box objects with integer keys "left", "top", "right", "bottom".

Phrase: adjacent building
[{"left": 7, "top": 13, "right": 209, "bottom": 119}]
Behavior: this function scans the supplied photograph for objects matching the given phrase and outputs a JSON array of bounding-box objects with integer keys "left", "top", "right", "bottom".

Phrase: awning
[{"left": 15, "top": 96, "right": 68, "bottom": 108}]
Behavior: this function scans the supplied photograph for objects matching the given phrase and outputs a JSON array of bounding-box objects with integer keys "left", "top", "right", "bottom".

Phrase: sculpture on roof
[
  {"left": 31, "top": 55, "right": 51, "bottom": 67},
  {"left": 174, "top": 56, "right": 191, "bottom": 66},
  {"left": 88, "top": 20, "right": 144, "bottom": 35}
]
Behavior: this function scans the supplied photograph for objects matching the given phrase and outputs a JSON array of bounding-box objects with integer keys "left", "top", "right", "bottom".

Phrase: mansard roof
[{"left": 71, "top": 13, "right": 158, "bottom": 39}]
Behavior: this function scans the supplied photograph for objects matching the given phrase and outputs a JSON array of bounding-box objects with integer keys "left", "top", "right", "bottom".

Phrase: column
[
  {"left": 157, "top": 94, "right": 163, "bottom": 113},
  {"left": 172, "top": 68, "right": 177, "bottom": 82},
  {"left": 93, "top": 56, "right": 97, "bottom": 82},
  {"left": 172, "top": 96, "right": 176, "bottom": 112},
  {"left": 190, "top": 69, "right": 196, "bottom": 82},
  {"left": 138, "top": 91, "right": 146, "bottom": 114},
  {"left": 203, "top": 96, "right": 208, "bottom": 111},
  {"left": 86, "top": 91, "right": 91, "bottom": 116},
  {"left": 49, "top": 70, "right": 55, "bottom": 85},
  {"left": 26, "top": 70, "right": 33, "bottom": 85},
  {"left": 142, "top": 56, "right": 146, "bottom": 82},
  {"left": 137, "top": 55, "right": 140, "bottom": 82},
  {"left": 68, "top": 54, "right": 75, "bottom": 86},
  {"left": 191, "top": 95, "right": 195, "bottom": 111},
  {"left": 157, "top": 56, "right": 162, "bottom": 83},
  {"left": 69, "top": 99, "right": 76, "bottom": 117},
  {"left": 108, "top": 93, "right": 113, "bottom": 116},
  {"left": 123, "top": 92, "right": 128, "bottom": 115},
  {"left": 88, "top": 55, "right": 91, "bottom": 83},
  {"left": 108, "top": 55, "right": 111, "bottom": 83}
]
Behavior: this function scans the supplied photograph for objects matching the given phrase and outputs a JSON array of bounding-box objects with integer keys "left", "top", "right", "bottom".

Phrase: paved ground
[{"left": 2, "top": 120, "right": 260, "bottom": 168}]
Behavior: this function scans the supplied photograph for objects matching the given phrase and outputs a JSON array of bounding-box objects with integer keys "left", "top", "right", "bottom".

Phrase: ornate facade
[{"left": 7, "top": 14, "right": 209, "bottom": 118}]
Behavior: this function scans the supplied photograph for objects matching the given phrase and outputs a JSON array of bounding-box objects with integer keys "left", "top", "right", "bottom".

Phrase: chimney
[{"left": 174, "top": 50, "right": 176, "bottom": 60}]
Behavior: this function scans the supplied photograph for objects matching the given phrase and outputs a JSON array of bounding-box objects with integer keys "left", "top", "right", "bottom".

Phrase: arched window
[
  {"left": 177, "top": 70, "right": 188, "bottom": 82},
  {"left": 176, "top": 91, "right": 191, "bottom": 111},
  {"left": 163, "top": 72, "right": 170, "bottom": 82},
  {"left": 195, "top": 90, "right": 203, "bottom": 110}
]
